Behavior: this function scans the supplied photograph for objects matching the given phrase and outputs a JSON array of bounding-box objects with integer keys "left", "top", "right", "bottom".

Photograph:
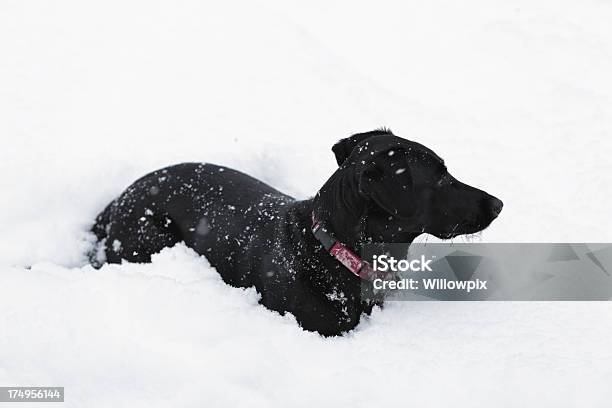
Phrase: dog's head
[{"left": 330, "top": 129, "right": 502, "bottom": 241}]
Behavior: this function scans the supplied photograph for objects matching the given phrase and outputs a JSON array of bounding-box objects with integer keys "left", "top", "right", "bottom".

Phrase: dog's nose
[{"left": 487, "top": 197, "right": 503, "bottom": 218}]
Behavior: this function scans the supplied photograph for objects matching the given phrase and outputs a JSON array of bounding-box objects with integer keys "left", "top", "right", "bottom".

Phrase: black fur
[{"left": 91, "top": 130, "right": 502, "bottom": 336}]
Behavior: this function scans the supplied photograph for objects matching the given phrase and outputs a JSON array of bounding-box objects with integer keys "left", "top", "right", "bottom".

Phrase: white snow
[{"left": 1, "top": 0, "right": 612, "bottom": 406}]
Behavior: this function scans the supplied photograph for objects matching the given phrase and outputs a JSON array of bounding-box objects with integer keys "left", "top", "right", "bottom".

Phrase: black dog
[{"left": 90, "top": 129, "right": 502, "bottom": 336}]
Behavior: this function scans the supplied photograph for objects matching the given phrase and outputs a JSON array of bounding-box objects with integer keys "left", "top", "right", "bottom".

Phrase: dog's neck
[
  {"left": 311, "top": 168, "right": 368, "bottom": 249},
  {"left": 309, "top": 167, "right": 422, "bottom": 249}
]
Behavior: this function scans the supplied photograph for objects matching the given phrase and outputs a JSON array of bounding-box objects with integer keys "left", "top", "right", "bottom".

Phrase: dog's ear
[
  {"left": 332, "top": 133, "right": 375, "bottom": 166},
  {"left": 358, "top": 148, "right": 417, "bottom": 218}
]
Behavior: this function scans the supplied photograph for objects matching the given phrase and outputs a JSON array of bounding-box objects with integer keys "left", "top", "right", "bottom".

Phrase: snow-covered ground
[{"left": 1, "top": 0, "right": 611, "bottom": 406}]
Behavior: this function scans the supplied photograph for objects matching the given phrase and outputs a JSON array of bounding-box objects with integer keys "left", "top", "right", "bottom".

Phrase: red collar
[{"left": 311, "top": 212, "right": 393, "bottom": 281}]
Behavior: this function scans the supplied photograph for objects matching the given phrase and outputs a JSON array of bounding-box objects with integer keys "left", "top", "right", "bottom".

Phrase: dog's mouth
[{"left": 432, "top": 217, "right": 496, "bottom": 240}]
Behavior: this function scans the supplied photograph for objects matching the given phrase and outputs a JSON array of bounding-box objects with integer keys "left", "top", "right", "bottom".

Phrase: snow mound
[{"left": 1, "top": 245, "right": 611, "bottom": 407}]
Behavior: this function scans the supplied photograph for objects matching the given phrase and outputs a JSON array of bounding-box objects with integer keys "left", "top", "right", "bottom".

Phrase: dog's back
[{"left": 91, "top": 163, "right": 293, "bottom": 274}]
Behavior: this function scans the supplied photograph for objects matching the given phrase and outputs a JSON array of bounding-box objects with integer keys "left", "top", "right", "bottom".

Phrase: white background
[{"left": 1, "top": 1, "right": 611, "bottom": 406}]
